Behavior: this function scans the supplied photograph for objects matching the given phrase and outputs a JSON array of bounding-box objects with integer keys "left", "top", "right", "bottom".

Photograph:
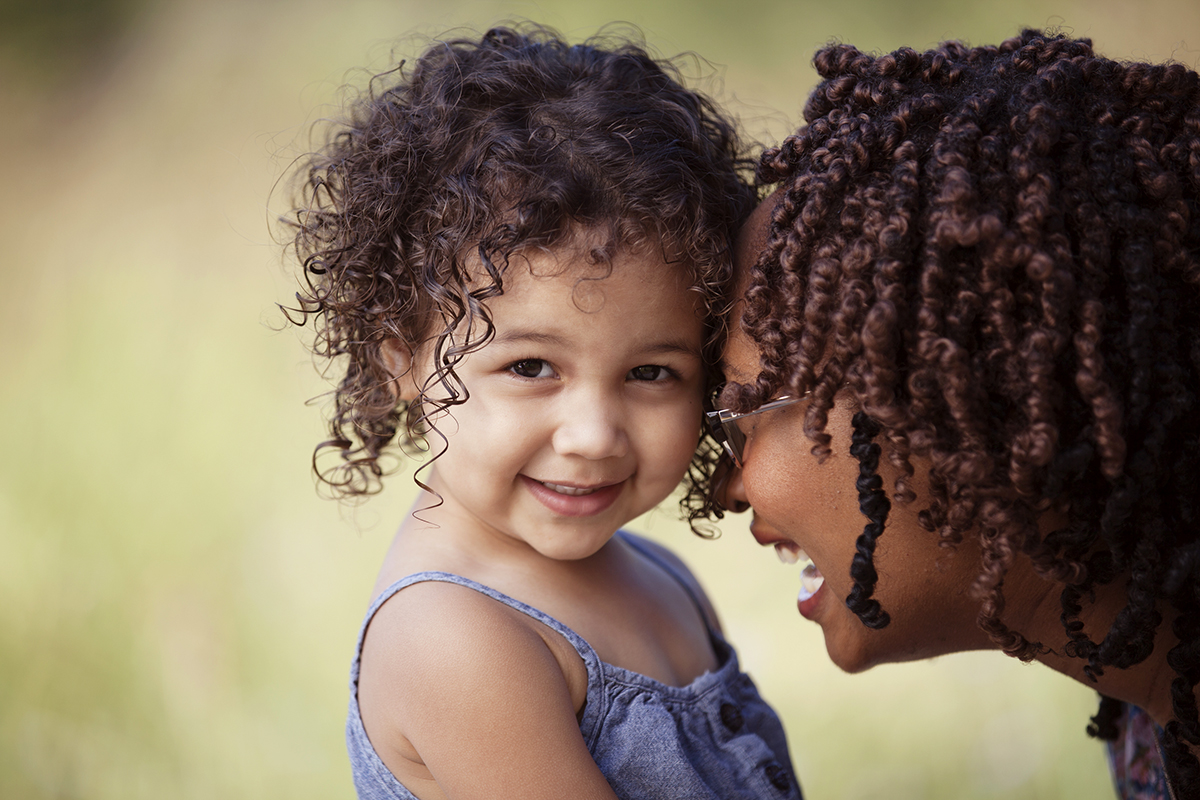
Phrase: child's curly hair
[
  {"left": 737, "top": 29, "right": 1200, "bottom": 790},
  {"left": 283, "top": 24, "right": 754, "bottom": 507}
]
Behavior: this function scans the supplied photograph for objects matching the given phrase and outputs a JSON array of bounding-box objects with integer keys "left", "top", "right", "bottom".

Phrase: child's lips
[
  {"left": 521, "top": 476, "right": 625, "bottom": 517},
  {"left": 538, "top": 480, "right": 607, "bottom": 496}
]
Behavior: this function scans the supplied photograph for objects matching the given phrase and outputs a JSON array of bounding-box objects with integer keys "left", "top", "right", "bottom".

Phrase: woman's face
[{"left": 720, "top": 198, "right": 993, "bottom": 673}]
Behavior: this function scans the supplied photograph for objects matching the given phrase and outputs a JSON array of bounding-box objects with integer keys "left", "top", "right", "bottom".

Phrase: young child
[{"left": 284, "top": 25, "right": 798, "bottom": 800}]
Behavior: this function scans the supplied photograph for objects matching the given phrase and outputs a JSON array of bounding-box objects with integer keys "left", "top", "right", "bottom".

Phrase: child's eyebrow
[
  {"left": 493, "top": 328, "right": 700, "bottom": 358},
  {"left": 644, "top": 340, "right": 702, "bottom": 358},
  {"left": 492, "top": 330, "right": 566, "bottom": 347}
]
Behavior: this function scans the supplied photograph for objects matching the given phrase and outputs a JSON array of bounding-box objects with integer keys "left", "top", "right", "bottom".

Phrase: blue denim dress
[{"left": 346, "top": 533, "right": 801, "bottom": 800}]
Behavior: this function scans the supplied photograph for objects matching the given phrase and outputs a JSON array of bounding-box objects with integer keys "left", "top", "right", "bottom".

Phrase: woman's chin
[
  {"left": 811, "top": 600, "right": 889, "bottom": 675},
  {"left": 822, "top": 631, "right": 882, "bottom": 675}
]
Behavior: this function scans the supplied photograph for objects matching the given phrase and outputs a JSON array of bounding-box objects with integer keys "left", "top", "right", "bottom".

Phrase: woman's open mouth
[{"left": 773, "top": 541, "right": 826, "bottom": 617}]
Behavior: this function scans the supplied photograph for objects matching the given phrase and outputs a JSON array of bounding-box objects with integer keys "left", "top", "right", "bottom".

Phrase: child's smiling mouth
[
  {"left": 538, "top": 480, "right": 608, "bottom": 496},
  {"left": 520, "top": 476, "right": 626, "bottom": 517}
]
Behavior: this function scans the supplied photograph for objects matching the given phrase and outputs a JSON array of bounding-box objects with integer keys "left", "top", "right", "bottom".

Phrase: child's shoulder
[
  {"left": 362, "top": 577, "right": 585, "bottom": 690},
  {"left": 360, "top": 575, "right": 591, "bottom": 719},
  {"left": 617, "top": 531, "right": 722, "bottom": 634},
  {"left": 356, "top": 577, "right": 617, "bottom": 798},
  {"left": 618, "top": 530, "right": 695, "bottom": 576}
]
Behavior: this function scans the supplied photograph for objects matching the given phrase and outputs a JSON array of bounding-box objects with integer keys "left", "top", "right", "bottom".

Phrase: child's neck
[{"left": 379, "top": 503, "right": 720, "bottom": 687}]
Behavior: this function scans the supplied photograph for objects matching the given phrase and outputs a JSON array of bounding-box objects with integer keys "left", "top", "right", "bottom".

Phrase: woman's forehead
[{"left": 734, "top": 191, "right": 780, "bottom": 287}]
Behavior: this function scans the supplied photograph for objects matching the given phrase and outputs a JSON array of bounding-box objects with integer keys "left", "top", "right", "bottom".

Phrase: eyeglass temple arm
[{"left": 713, "top": 395, "right": 800, "bottom": 423}]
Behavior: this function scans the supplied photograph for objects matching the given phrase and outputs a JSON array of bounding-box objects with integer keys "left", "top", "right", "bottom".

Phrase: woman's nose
[{"left": 714, "top": 459, "right": 750, "bottom": 513}]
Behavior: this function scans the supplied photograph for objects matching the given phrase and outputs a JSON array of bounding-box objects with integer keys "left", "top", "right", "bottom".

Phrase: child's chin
[{"left": 523, "top": 529, "right": 614, "bottom": 562}]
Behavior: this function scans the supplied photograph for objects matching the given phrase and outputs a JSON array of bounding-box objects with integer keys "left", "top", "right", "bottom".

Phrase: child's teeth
[
  {"left": 798, "top": 564, "right": 824, "bottom": 602},
  {"left": 542, "top": 482, "right": 597, "bottom": 496}
]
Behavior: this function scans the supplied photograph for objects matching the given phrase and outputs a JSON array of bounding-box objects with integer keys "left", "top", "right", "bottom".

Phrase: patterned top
[{"left": 1107, "top": 703, "right": 1172, "bottom": 800}]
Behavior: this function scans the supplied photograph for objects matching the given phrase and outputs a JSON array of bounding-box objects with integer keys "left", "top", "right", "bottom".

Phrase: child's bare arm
[{"left": 359, "top": 582, "right": 619, "bottom": 800}]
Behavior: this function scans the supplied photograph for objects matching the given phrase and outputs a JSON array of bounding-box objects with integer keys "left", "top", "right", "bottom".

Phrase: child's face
[{"left": 399, "top": 243, "right": 706, "bottom": 561}]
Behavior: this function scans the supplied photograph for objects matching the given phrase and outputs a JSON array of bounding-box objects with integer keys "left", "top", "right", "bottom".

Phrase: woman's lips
[
  {"left": 752, "top": 524, "right": 827, "bottom": 619},
  {"left": 521, "top": 476, "right": 624, "bottom": 517},
  {"left": 750, "top": 518, "right": 789, "bottom": 547},
  {"left": 797, "top": 563, "right": 826, "bottom": 619}
]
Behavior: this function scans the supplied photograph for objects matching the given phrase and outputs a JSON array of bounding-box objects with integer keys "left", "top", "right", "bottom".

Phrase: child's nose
[{"left": 551, "top": 393, "right": 629, "bottom": 460}]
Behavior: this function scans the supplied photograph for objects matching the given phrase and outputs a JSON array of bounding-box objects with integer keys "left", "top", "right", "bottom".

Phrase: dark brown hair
[
  {"left": 283, "top": 24, "right": 752, "bottom": 501},
  {"left": 739, "top": 29, "right": 1200, "bottom": 789}
]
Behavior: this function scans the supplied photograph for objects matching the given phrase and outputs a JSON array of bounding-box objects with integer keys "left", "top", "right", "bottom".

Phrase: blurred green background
[{"left": 2, "top": 0, "right": 1198, "bottom": 797}]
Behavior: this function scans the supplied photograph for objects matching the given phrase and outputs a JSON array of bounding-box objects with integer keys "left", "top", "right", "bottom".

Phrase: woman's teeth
[
  {"left": 774, "top": 541, "right": 824, "bottom": 603},
  {"left": 798, "top": 563, "right": 825, "bottom": 602},
  {"left": 774, "top": 542, "right": 809, "bottom": 565},
  {"left": 541, "top": 481, "right": 599, "bottom": 496}
]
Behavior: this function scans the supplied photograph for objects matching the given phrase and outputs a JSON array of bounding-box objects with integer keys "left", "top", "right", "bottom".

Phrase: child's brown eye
[
  {"left": 509, "top": 359, "right": 553, "bottom": 378},
  {"left": 628, "top": 364, "right": 670, "bottom": 382}
]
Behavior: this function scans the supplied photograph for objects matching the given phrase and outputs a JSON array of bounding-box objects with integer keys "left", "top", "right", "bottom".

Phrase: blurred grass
[{"left": 2, "top": 0, "right": 1198, "bottom": 797}]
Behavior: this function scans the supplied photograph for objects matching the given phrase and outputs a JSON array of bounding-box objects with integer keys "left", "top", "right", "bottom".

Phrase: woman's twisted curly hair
[
  {"left": 283, "top": 24, "right": 753, "bottom": 502},
  {"left": 739, "top": 29, "right": 1200, "bottom": 788}
]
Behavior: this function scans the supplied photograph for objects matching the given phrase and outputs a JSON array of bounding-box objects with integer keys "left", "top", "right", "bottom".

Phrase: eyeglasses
[{"left": 705, "top": 393, "right": 806, "bottom": 468}]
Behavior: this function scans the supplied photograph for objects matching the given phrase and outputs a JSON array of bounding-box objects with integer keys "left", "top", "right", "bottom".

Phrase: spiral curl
[
  {"left": 281, "top": 24, "right": 754, "bottom": 507},
  {"left": 847, "top": 410, "right": 891, "bottom": 628},
  {"left": 744, "top": 30, "right": 1200, "bottom": 788}
]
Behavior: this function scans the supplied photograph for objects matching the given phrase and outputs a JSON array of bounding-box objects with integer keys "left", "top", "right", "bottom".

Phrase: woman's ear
[{"left": 380, "top": 338, "right": 420, "bottom": 402}]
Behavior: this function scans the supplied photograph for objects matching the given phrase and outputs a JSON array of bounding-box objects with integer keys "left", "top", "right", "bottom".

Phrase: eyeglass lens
[{"left": 707, "top": 395, "right": 804, "bottom": 468}]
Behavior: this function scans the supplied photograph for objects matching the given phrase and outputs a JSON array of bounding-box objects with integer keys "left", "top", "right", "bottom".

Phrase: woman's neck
[{"left": 1014, "top": 567, "right": 1177, "bottom": 728}]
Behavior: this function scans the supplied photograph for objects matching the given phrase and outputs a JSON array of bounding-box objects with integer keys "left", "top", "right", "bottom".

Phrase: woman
[{"left": 709, "top": 30, "right": 1200, "bottom": 799}]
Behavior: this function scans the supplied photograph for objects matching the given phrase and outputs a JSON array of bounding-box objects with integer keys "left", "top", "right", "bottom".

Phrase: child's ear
[{"left": 380, "top": 338, "right": 420, "bottom": 402}]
